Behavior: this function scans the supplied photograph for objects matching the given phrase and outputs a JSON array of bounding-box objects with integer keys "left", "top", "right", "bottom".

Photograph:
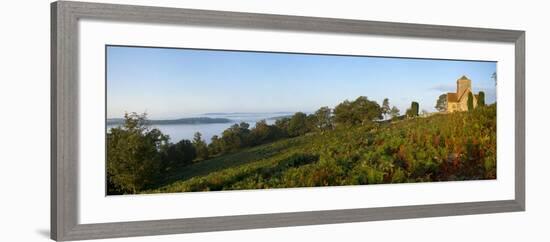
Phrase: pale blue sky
[{"left": 107, "top": 46, "right": 496, "bottom": 119}]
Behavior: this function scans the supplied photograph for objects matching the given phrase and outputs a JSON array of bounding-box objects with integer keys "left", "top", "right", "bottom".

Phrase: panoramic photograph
[{"left": 106, "top": 45, "right": 497, "bottom": 195}]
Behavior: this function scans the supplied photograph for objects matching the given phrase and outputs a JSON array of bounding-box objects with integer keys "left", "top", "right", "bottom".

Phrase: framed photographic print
[{"left": 51, "top": 1, "right": 525, "bottom": 241}]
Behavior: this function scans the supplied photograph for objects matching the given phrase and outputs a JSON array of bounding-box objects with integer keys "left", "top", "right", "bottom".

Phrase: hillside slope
[{"left": 147, "top": 105, "right": 496, "bottom": 193}]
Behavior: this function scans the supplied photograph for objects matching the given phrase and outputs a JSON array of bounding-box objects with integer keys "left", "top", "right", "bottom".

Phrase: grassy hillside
[{"left": 144, "top": 104, "right": 496, "bottom": 194}]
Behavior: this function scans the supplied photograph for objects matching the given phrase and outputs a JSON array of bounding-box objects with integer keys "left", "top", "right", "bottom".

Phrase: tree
[
  {"left": 407, "top": 101, "right": 419, "bottom": 117},
  {"left": 274, "top": 117, "right": 291, "bottom": 138},
  {"left": 250, "top": 120, "right": 284, "bottom": 145},
  {"left": 492, "top": 72, "right": 497, "bottom": 86},
  {"left": 106, "top": 112, "right": 168, "bottom": 194},
  {"left": 208, "top": 135, "right": 222, "bottom": 155},
  {"left": 412, "top": 102, "right": 419, "bottom": 116},
  {"left": 220, "top": 122, "right": 251, "bottom": 152},
  {"left": 192, "top": 132, "right": 209, "bottom": 160},
  {"left": 288, "top": 112, "right": 309, "bottom": 137},
  {"left": 381, "top": 98, "right": 390, "bottom": 119},
  {"left": 467, "top": 92, "right": 474, "bottom": 111},
  {"left": 250, "top": 120, "right": 269, "bottom": 145},
  {"left": 164, "top": 139, "right": 196, "bottom": 167},
  {"left": 389, "top": 106, "right": 400, "bottom": 119},
  {"left": 435, "top": 94, "right": 447, "bottom": 112},
  {"left": 306, "top": 114, "right": 317, "bottom": 132},
  {"left": 314, "top": 106, "right": 333, "bottom": 131},
  {"left": 477, "top": 91, "right": 486, "bottom": 106},
  {"left": 333, "top": 96, "right": 382, "bottom": 126},
  {"left": 333, "top": 100, "right": 352, "bottom": 125}
]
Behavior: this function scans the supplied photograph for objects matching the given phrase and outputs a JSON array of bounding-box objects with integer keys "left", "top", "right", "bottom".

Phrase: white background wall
[{"left": 0, "top": 0, "right": 548, "bottom": 241}]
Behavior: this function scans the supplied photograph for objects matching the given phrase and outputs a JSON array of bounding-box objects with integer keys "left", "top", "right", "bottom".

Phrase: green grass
[
  {"left": 149, "top": 136, "right": 309, "bottom": 189},
  {"left": 144, "top": 105, "right": 496, "bottom": 194}
]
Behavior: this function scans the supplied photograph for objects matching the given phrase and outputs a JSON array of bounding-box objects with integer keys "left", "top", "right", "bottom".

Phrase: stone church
[{"left": 446, "top": 75, "right": 478, "bottom": 112}]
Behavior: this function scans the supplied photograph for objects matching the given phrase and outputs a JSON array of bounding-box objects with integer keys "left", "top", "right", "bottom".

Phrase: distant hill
[
  {"left": 106, "top": 118, "right": 125, "bottom": 125},
  {"left": 267, "top": 114, "right": 293, "bottom": 120},
  {"left": 203, "top": 112, "right": 293, "bottom": 115},
  {"left": 107, "top": 117, "right": 232, "bottom": 125}
]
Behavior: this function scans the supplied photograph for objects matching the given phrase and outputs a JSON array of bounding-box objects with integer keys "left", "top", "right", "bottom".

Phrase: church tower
[{"left": 457, "top": 75, "right": 472, "bottom": 97}]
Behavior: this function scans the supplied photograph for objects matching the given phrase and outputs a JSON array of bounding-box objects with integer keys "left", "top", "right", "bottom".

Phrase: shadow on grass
[
  {"left": 194, "top": 153, "right": 320, "bottom": 191},
  {"left": 149, "top": 136, "right": 306, "bottom": 190}
]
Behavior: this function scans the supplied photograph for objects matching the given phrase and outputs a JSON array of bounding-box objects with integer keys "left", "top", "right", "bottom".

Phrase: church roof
[
  {"left": 448, "top": 89, "right": 476, "bottom": 103},
  {"left": 457, "top": 88, "right": 470, "bottom": 102},
  {"left": 447, "top": 92, "right": 458, "bottom": 102}
]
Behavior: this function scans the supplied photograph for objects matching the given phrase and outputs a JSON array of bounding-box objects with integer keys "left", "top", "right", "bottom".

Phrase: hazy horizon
[
  {"left": 107, "top": 46, "right": 497, "bottom": 119},
  {"left": 107, "top": 111, "right": 301, "bottom": 120}
]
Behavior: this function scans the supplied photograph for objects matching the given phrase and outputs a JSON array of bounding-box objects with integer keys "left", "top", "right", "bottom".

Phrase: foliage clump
[{"left": 107, "top": 113, "right": 168, "bottom": 194}]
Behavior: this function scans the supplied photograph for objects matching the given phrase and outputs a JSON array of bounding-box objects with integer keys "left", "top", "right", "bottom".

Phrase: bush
[{"left": 163, "top": 139, "right": 196, "bottom": 168}]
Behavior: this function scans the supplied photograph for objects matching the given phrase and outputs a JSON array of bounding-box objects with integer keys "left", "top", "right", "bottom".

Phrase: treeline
[
  {"left": 207, "top": 96, "right": 391, "bottom": 156},
  {"left": 107, "top": 96, "right": 406, "bottom": 194}
]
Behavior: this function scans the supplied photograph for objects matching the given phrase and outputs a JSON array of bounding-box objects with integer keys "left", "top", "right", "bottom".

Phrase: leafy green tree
[
  {"left": 306, "top": 114, "right": 318, "bottom": 132},
  {"left": 220, "top": 125, "right": 241, "bottom": 152},
  {"left": 389, "top": 106, "right": 400, "bottom": 119},
  {"left": 435, "top": 94, "right": 447, "bottom": 112},
  {"left": 192, "top": 132, "right": 209, "bottom": 160},
  {"left": 250, "top": 120, "right": 269, "bottom": 144},
  {"left": 467, "top": 92, "right": 474, "bottom": 111},
  {"left": 238, "top": 122, "right": 252, "bottom": 146},
  {"left": 250, "top": 120, "right": 284, "bottom": 145},
  {"left": 381, "top": 98, "right": 390, "bottom": 119},
  {"left": 333, "top": 96, "right": 382, "bottom": 125},
  {"left": 106, "top": 112, "right": 168, "bottom": 194},
  {"left": 274, "top": 117, "right": 291, "bottom": 137},
  {"left": 314, "top": 106, "right": 333, "bottom": 131},
  {"left": 208, "top": 135, "right": 223, "bottom": 155},
  {"left": 333, "top": 100, "right": 352, "bottom": 124},
  {"left": 220, "top": 122, "right": 251, "bottom": 152},
  {"left": 477, "top": 91, "right": 485, "bottom": 106},
  {"left": 164, "top": 139, "right": 196, "bottom": 167},
  {"left": 288, "top": 112, "right": 309, "bottom": 137}
]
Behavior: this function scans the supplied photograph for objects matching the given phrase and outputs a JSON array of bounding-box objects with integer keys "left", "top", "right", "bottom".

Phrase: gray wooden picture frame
[{"left": 51, "top": 1, "right": 525, "bottom": 241}]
